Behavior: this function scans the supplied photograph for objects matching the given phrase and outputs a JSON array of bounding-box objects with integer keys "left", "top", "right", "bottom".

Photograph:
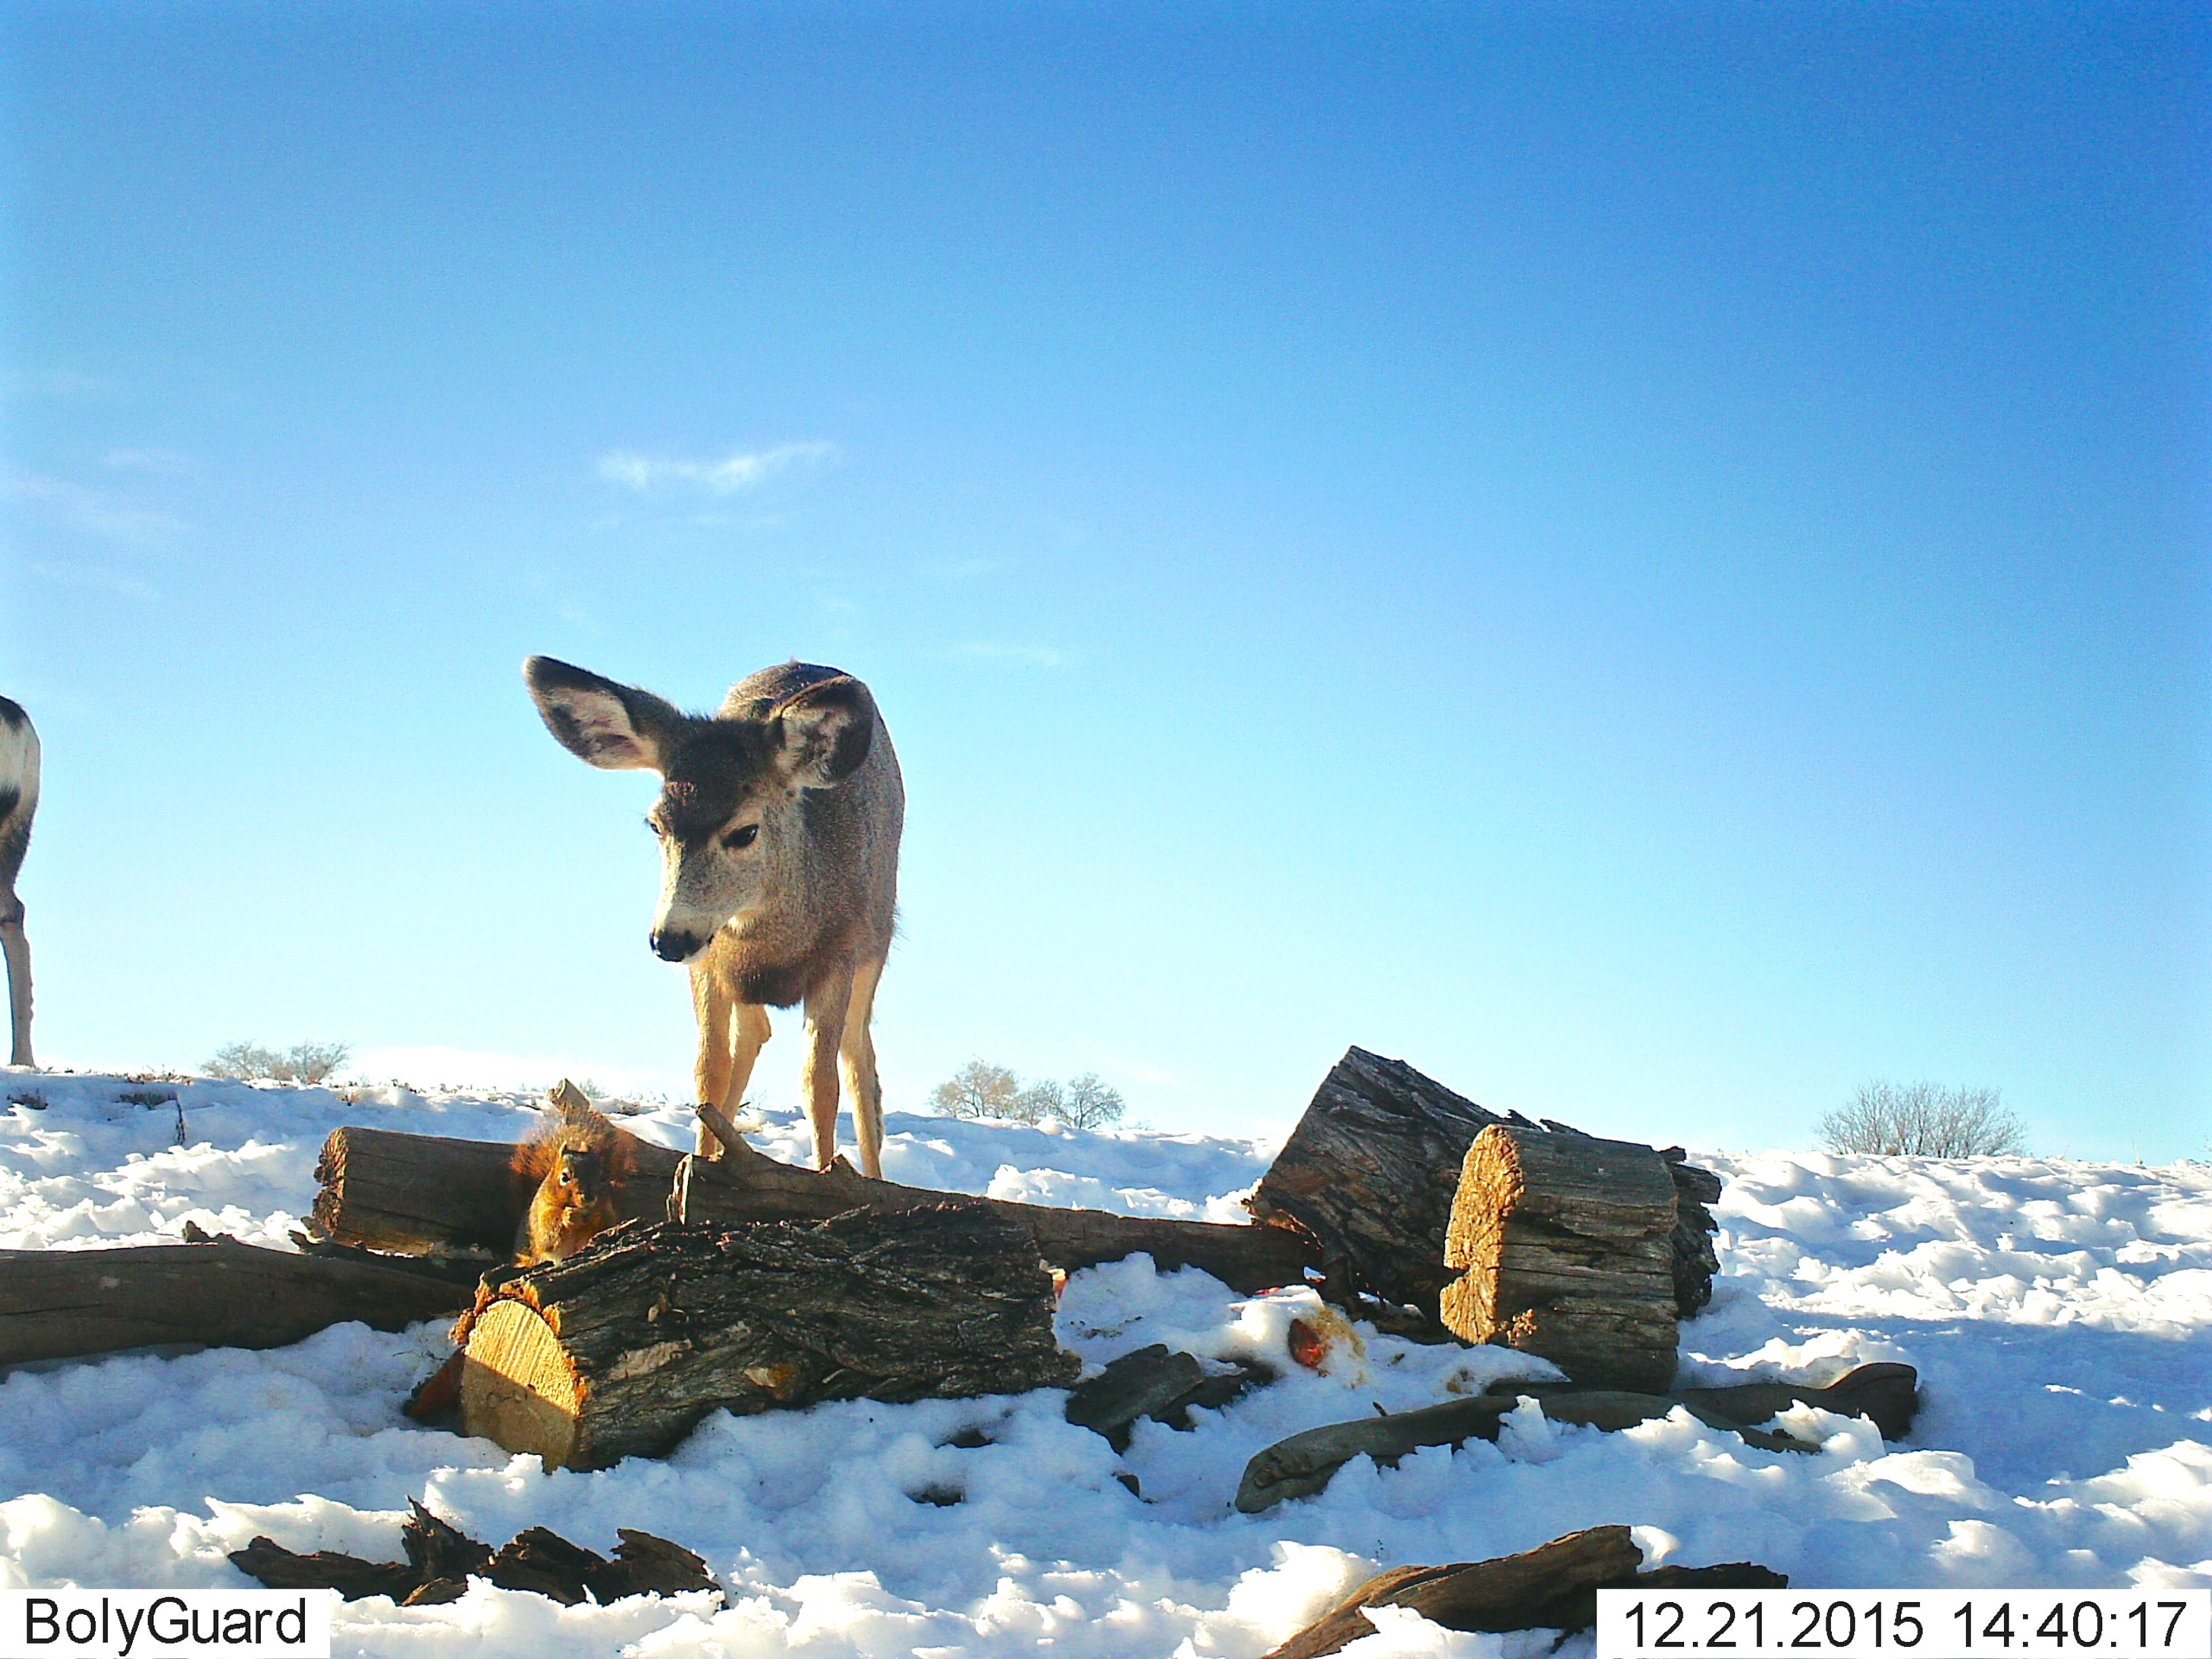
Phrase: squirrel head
[{"left": 552, "top": 1144, "right": 606, "bottom": 1206}]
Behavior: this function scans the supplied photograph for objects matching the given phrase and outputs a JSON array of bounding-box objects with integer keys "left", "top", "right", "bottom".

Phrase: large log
[
  {"left": 1261, "top": 1525, "right": 1786, "bottom": 1659},
  {"left": 1246, "top": 1047, "right": 1522, "bottom": 1316},
  {"left": 0, "top": 1240, "right": 474, "bottom": 1366},
  {"left": 1441, "top": 1124, "right": 1680, "bottom": 1391},
  {"left": 672, "top": 1139, "right": 1317, "bottom": 1294},
  {"left": 453, "top": 1205, "right": 1080, "bottom": 1470},
  {"left": 1245, "top": 1048, "right": 1722, "bottom": 1319},
  {"left": 312, "top": 1118, "right": 1315, "bottom": 1292},
  {"left": 310, "top": 1123, "right": 686, "bottom": 1256},
  {"left": 312, "top": 1110, "right": 1309, "bottom": 1292}
]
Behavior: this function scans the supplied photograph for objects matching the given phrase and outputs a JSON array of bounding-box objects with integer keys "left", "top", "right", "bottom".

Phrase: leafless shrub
[
  {"left": 7, "top": 1088, "right": 45, "bottom": 1110},
  {"left": 930, "top": 1059, "right": 1125, "bottom": 1129},
  {"left": 115, "top": 1088, "right": 176, "bottom": 1107},
  {"left": 205, "top": 1040, "right": 352, "bottom": 1086},
  {"left": 1013, "top": 1078, "right": 1066, "bottom": 1123},
  {"left": 930, "top": 1059, "right": 1022, "bottom": 1120},
  {"left": 1061, "top": 1072, "right": 1126, "bottom": 1130},
  {"left": 205, "top": 1042, "right": 284, "bottom": 1081},
  {"left": 283, "top": 1041, "right": 350, "bottom": 1084},
  {"left": 1820, "top": 1080, "right": 2027, "bottom": 1158}
]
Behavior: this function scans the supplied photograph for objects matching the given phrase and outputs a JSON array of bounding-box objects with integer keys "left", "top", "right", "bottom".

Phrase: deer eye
[
  {"left": 722, "top": 824, "right": 760, "bottom": 851},
  {"left": 644, "top": 817, "right": 665, "bottom": 838}
]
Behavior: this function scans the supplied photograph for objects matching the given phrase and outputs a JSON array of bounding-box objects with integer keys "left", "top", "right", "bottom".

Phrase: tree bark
[
  {"left": 311, "top": 1120, "right": 1315, "bottom": 1292},
  {"left": 1262, "top": 1527, "right": 1643, "bottom": 1659},
  {"left": 1244, "top": 1048, "right": 1723, "bottom": 1320},
  {"left": 1233, "top": 1362, "right": 1917, "bottom": 1514},
  {"left": 453, "top": 1204, "right": 1079, "bottom": 1471},
  {"left": 1261, "top": 1526, "right": 1786, "bottom": 1659},
  {"left": 673, "top": 1140, "right": 1317, "bottom": 1294},
  {"left": 1440, "top": 1124, "right": 1681, "bottom": 1391},
  {"left": 0, "top": 1240, "right": 473, "bottom": 1366},
  {"left": 230, "top": 1503, "right": 716, "bottom": 1607},
  {"left": 310, "top": 1124, "right": 685, "bottom": 1256},
  {"left": 1244, "top": 1046, "right": 1524, "bottom": 1317}
]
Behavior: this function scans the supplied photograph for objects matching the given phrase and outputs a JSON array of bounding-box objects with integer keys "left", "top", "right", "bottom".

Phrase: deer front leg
[
  {"left": 840, "top": 952, "right": 886, "bottom": 1180},
  {"left": 1, "top": 901, "right": 30, "bottom": 1071},
  {"left": 689, "top": 964, "right": 770, "bottom": 1157},
  {"left": 800, "top": 970, "right": 854, "bottom": 1172}
]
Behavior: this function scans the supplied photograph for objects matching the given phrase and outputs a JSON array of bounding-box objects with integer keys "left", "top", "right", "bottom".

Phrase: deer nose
[{"left": 651, "top": 928, "right": 702, "bottom": 962}]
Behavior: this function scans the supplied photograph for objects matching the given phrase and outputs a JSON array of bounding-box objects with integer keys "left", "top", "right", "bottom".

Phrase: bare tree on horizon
[{"left": 1820, "top": 1080, "right": 2027, "bottom": 1158}]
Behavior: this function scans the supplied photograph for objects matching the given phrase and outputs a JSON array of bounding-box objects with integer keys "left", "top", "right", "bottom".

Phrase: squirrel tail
[{"left": 511, "top": 1093, "right": 633, "bottom": 1185}]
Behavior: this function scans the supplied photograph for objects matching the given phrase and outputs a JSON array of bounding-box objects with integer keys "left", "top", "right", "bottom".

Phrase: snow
[{"left": 1, "top": 1070, "right": 2207, "bottom": 1656}]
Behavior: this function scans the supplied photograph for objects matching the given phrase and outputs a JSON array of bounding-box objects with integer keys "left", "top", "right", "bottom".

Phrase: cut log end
[
  {"left": 459, "top": 1298, "right": 584, "bottom": 1469},
  {"left": 1440, "top": 1124, "right": 1681, "bottom": 1391}
]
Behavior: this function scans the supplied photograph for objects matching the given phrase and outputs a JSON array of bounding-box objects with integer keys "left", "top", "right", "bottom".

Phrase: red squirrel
[{"left": 511, "top": 1098, "right": 632, "bottom": 1266}]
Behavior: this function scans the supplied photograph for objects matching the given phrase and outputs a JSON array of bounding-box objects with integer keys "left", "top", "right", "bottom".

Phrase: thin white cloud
[
  {"left": 3, "top": 472, "right": 185, "bottom": 546},
  {"left": 25, "top": 558, "right": 157, "bottom": 603},
  {"left": 947, "top": 641, "right": 1067, "bottom": 668},
  {"left": 103, "top": 447, "right": 193, "bottom": 476},
  {"left": 1, "top": 369, "right": 118, "bottom": 402},
  {"left": 596, "top": 441, "right": 835, "bottom": 496}
]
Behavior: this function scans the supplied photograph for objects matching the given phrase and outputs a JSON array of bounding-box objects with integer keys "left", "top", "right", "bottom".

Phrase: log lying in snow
[
  {"left": 310, "top": 1122, "right": 685, "bottom": 1256},
  {"left": 1440, "top": 1124, "right": 1682, "bottom": 1391},
  {"left": 1502, "top": 1361, "right": 1921, "bottom": 1441},
  {"left": 1233, "top": 1362, "right": 1920, "bottom": 1513},
  {"left": 312, "top": 1115, "right": 1316, "bottom": 1294},
  {"left": 1244, "top": 1048, "right": 1723, "bottom": 1321},
  {"left": 672, "top": 1140, "right": 1317, "bottom": 1294},
  {"left": 453, "top": 1204, "right": 1080, "bottom": 1470},
  {"left": 0, "top": 1239, "right": 474, "bottom": 1368},
  {"left": 1261, "top": 1525, "right": 1788, "bottom": 1659},
  {"left": 230, "top": 1500, "right": 716, "bottom": 1607},
  {"left": 1062, "top": 1343, "right": 1276, "bottom": 1452}
]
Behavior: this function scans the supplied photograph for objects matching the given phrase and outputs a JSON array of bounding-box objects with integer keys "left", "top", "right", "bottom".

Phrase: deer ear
[
  {"left": 524, "top": 657, "right": 686, "bottom": 772},
  {"left": 770, "top": 677, "right": 874, "bottom": 787}
]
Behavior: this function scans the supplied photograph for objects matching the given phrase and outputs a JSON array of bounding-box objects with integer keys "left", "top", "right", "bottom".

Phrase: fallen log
[
  {"left": 0, "top": 1239, "right": 474, "bottom": 1368},
  {"left": 1061, "top": 1343, "right": 1275, "bottom": 1451},
  {"left": 1545, "top": 1360, "right": 1921, "bottom": 1443},
  {"left": 312, "top": 1099, "right": 1316, "bottom": 1293},
  {"left": 1440, "top": 1124, "right": 1681, "bottom": 1391},
  {"left": 310, "top": 1120, "right": 684, "bottom": 1257},
  {"left": 1246, "top": 1047, "right": 1522, "bottom": 1318},
  {"left": 1244, "top": 1048, "right": 1723, "bottom": 1319},
  {"left": 672, "top": 1140, "right": 1317, "bottom": 1294},
  {"left": 1065, "top": 1345, "right": 1207, "bottom": 1451},
  {"left": 452, "top": 1205, "right": 1080, "bottom": 1470},
  {"left": 1261, "top": 1525, "right": 1786, "bottom": 1659},
  {"left": 1233, "top": 1362, "right": 1919, "bottom": 1513},
  {"left": 230, "top": 1502, "right": 715, "bottom": 1607}
]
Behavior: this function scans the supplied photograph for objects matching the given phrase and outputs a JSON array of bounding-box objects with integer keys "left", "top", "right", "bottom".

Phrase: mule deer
[
  {"left": 0, "top": 697, "right": 37, "bottom": 1069},
  {"left": 525, "top": 657, "right": 903, "bottom": 1178}
]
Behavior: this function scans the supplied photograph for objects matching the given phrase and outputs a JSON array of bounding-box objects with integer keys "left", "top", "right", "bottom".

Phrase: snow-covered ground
[{"left": 1, "top": 1070, "right": 2206, "bottom": 1657}]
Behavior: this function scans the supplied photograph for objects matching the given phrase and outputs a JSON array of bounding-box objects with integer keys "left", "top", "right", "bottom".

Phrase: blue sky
[{"left": 2, "top": 3, "right": 2205, "bottom": 1160}]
